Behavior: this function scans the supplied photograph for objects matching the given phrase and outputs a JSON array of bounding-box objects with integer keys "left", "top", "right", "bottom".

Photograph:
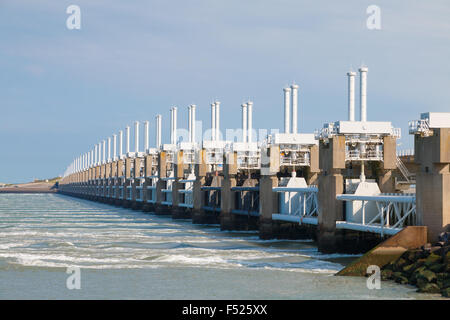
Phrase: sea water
[{"left": 0, "top": 194, "right": 438, "bottom": 299}]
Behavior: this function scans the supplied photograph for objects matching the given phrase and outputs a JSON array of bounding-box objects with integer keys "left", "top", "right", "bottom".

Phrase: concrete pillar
[
  {"left": 106, "top": 162, "right": 111, "bottom": 179},
  {"left": 379, "top": 136, "right": 397, "bottom": 193},
  {"left": 105, "top": 162, "right": 112, "bottom": 201},
  {"left": 111, "top": 160, "right": 117, "bottom": 177},
  {"left": 101, "top": 163, "right": 106, "bottom": 199},
  {"left": 155, "top": 151, "right": 169, "bottom": 214},
  {"left": 415, "top": 128, "right": 450, "bottom": 242},
  {"left": 318, "top": 136, "right": 346, "bottom": 253},
  {"left": 192, "top": 149, "right": 208, "bottom": 223},
  {"left": 172, "top": 151, "right": 189, "bottom": 218},
  {"left": 123, "top": 157, "right": 132, "bottom": 207},
  {"left": 142, "top": 154, "right": 154, "bottom": 210},
  {"left": 115, "top": 159, "right": 124, "bottom": 204},
  {"left": 307, "top": 144, "right": 320, "bottom": 185},
  {"left": 130, "top": 157, "right": 141, "bottom": 209},
  {"left": 258, "top": 175, "right": 279, "bottom": 239},
  {"left": 220, "top": 152, "right": 238, "bottom": 230},
  {"left": 125, "top": 158, "right": 131, "bottom": 179}
]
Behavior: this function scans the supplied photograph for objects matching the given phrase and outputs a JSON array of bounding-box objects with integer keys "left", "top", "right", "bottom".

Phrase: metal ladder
[{"left": 396, "top": 156, "right": 415, "bottom": 183}]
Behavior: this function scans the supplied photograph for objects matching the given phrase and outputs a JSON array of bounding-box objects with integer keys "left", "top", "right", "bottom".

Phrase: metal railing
[
  {"left": 146, "top": 175, "right": 158, "bottom": 204},
  {"left": 346, "top": 149, "right": 383, "bottom": 161},
  {"left": 272, "top": 186, "right": 319, "bottom": 225},
  {"left": 237, "top": 151, "right": 261, "bottom": 170},
  {"left": 397, "top": 149, "right": 414, "bottom": 157},
  {"left": 178, "top": 178, "right": 195, "bottom": 208},
  {"left": 409, "top": 119, "right": 431, "bottom": 136},
  {"left": 279, "top": 149, "right": 311, "bottom": 167},
  {"left": 161, "top": 177, "right": 175, "bottom": 206},
  {"left": 396, "top": 156, "right": 415, "bottom": 184},
  {"left": 336, "top": 193, "right": 416, "bottom": 236},
  {"left": 205, "top": 149, "right": 224, "bottom": 165}
]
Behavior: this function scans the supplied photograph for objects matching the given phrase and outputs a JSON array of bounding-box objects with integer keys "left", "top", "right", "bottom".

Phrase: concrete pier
[
  {"left": 58, "top": 79, "right": 450, "bottom": 256},
  {"left": 317, "top": 136, "right": 345, "bottom": 252},
  {"left": 155, "top": 151, "right": 169, "bottom": 215},
  {"left": 415, "top": 127, "right": 450, "bottom": 242}
]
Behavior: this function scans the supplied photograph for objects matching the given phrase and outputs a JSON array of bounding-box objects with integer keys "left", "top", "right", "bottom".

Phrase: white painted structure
[
  {"left": 347, "top": 71, "right": 356, "bottom": 121},
  {"left": 409, "top": 112, "right": 450, "bottom": 136},
  {"left": 359, "top": 66, "right": 368, "bottom": 122},
  {"left": 272, "top": 177, "right": 319, "bottom": 225},
  {"left": 156, "top": 115, "right": 162, "bottom": 150}
]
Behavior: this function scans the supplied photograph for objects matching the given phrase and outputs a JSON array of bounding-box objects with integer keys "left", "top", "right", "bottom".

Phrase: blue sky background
[{"left": 0, "top": 0, "right": 449, "bottom": 183}]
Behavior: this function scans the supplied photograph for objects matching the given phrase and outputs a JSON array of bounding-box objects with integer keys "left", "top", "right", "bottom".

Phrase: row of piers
[
  {"left": 59, "top": 68, "right": 450, "bottom": 254},
  {"left": 59, "top": 113, "right": 450, "bottom": 253}
]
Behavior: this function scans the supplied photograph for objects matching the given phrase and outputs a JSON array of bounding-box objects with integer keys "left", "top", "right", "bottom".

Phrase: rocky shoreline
[{"left": 381, "top": 233, "right": 450, "bottom": 297}]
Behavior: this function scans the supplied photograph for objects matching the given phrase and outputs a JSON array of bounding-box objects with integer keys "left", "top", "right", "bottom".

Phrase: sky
[{"left": 0, "top": 0, "right": 449, "bottom": 183}]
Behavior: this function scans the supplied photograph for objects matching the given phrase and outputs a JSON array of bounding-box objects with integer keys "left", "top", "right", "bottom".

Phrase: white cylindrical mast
[
  {"left": 125, "top": 126, "right": 130, "bottom": 154},
  {"left": 241, "top": 103, "right": 248, "bottom": 143},
  {"left": 102, "top": 140, "right": 106, "bottom": 164},
  {"left": 291, "top": 84, "right": 299, "bottom": 133},
  {"left": 113, "top": 134, "right": 117, "bottom": 161},
  {"left": 173, "top": 107, "right": 177, "bottom": 145},
  {"left": 247, "top": 101, "right": 253, "bottom": 143},
  {"left": 359, "top": 66, "right": 368, "bottom": 122},
  {"left": 191, "top": 104, "right": 196, "bottom": 143},
  {"left": 211, "top": 103, "right": 216, "bottom": 141},
  {"left": 347, "top": 71, "right": 356, "bottom": 121},
  {"left": 90, "top": 149, "right": 94, "bottom": 167},
  {"left": 188, "top": 105, "right": 192, "bottom": 143},
  {"left": 119, "top": 130, "right": 123, "bottom": 159},
  {"left": 283, "top": 87, "right": 291, "bottom": 134},
  {"left": 170, "top": 107, "right": 177, "bottom": 145},
  {"left": 107, "top": 137, "right": 111, "bottom": 162},
  {"left": 215, "top": 101, "right": 220, "bottom": 141},
  {"left": 134, "top": 121, "right": 140, "bottom": 153},
  {"left": 144, "top": 120, "right": 149, "bottom": 153},
  {"left": 156, "top": 115, "right": 162, "bottom": 149},
  {"left": 94, "top": 144, "right": 98, "bottom": 165},
  {"left": 98, "top": 143, "right": 101, "bottom": 165},
  {"left": 170, "top": 108, "right": 174, "bottom": 144}
]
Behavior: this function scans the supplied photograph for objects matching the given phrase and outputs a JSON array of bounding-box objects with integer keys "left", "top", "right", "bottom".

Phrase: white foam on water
[
  {"left": 0, "top": 194, "right": 353, "bottom": 276},
  {"left": 262, "top": 266, "right": 338, "bottom": 274}
]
